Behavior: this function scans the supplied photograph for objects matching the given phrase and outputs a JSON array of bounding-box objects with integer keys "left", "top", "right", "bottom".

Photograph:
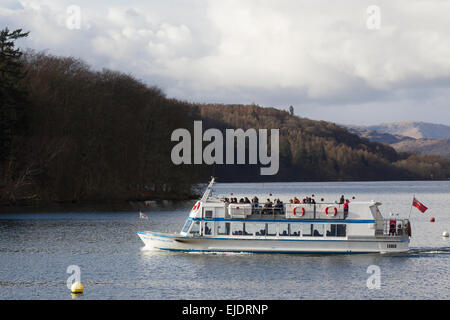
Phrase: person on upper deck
[
  {"left": 344, "top": 199, "right": 349, "bottom": 214},
  {"left": 252, "top": 196, "right": 259, "bottom": 204},
  {"left": 339, "top": 195, "right": 345, "bottom": 204},
  {"left": 244, "top": 197, "right": 251, "bottom": 204},
  {"left": 264, "top": 199, "right": 273, "bottom": 208},
  {"left": 294, "top": 197, "right": 300, "bottom": 204},
  {"left": 274, "top": 199, "right": 283, "bottom": 209}
]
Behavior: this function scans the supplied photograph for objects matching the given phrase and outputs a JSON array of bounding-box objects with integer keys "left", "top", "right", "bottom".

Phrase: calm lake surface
[{"left": 0, "top": 181, "right": 449, "bottom": 300}]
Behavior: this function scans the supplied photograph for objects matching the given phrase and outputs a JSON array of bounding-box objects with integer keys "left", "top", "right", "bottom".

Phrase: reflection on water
[{"left": 0, "top": 181, "right": 449, "bottom": 299}]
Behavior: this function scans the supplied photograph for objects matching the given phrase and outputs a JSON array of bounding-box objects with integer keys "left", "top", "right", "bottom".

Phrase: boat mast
[{"left": 200, "top": 177, "right": 215, "bottom": 202}]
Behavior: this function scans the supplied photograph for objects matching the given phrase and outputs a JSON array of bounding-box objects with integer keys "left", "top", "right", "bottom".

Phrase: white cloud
[{"left": 1, "top": 0, "right": 450, "bottom": 124}]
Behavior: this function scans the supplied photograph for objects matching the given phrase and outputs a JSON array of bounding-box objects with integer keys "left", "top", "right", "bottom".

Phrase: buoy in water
[
  {"left": 71, "top": 282, "right": 84, "bottom": 294},
  {"left": 430, "top": 217, "right": 435, "bottom": 222},
  {"left": 443, "top": 231, "right": 449, "bottom": 238}
]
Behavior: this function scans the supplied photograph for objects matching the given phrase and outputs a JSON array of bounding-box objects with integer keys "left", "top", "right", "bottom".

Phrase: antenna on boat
[{"left": 201, "top": 177, "right": 216, "bottom": 202}]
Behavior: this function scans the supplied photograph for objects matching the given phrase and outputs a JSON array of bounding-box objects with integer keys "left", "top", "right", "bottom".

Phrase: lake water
[{"left": 0, "top": 181, "right": 449, "bottom": 300}]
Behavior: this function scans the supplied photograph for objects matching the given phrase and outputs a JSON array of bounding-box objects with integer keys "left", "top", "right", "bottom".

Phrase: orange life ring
[{"left": 325, "top": 206, "right": 338, "bottom": 216}]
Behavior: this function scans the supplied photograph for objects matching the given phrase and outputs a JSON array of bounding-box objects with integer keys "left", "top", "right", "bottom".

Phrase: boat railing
[
  {"left": 225, "top": 202, "right": 347, "bottom": 219},
  {"left": 376, "top": 218, "right": 410, "bottom": 237},
  {"left": 251, "top": 205, "right": 285, "bottom": 215}
]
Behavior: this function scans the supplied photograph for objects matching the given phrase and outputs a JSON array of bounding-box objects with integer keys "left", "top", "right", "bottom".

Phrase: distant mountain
[
  {"left": 392, "top": 139, "right": 450, "bottom": 157},
  {"left": 346, "top": 121, "right": 450, "bottom": 157},
  {"left": 364, "top": 121, "right": 450, "bottom": 140},
  {"left": 347, "top": 127, "right": 415, "bottom": 145}
]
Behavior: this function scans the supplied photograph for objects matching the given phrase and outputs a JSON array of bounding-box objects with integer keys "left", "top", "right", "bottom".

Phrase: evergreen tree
[{"left": 0, "top": 28, "right": 29, "bottom": 164}]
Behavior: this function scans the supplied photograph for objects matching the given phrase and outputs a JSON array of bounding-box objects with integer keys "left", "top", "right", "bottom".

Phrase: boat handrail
[{"left": 376, "top": 218, "right": 410, "bottom": 237}]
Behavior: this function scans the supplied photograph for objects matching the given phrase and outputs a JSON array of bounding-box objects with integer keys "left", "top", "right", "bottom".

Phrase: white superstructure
[{"left": 138, "top": 178, "right": 411, "bottom": 254}]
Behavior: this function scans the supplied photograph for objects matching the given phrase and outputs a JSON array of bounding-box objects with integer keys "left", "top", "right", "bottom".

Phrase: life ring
[
  {"left": 192, "top": 201, "right": 201, "bottom": 212},
  {"left": 325, "top": 206, "right": 338, "bottom": 216},
  {"left": 293, "top": 207, "right": 305, "bottom": 216}
]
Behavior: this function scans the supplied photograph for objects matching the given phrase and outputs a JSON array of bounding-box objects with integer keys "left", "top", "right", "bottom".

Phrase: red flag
[
  {"left": 412, "top": 197, "right": 428, "bottom": 213},
  {"left": 140, "top": 212, "right": 148, "bottom": 219}
]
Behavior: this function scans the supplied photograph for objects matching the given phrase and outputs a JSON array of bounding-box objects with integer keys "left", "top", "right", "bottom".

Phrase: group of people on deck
[
  {"left": 339, "top": 195, "right": 350, "bottom": 214},
  {"left": 224, "top": 197, "right": 252, "bottom": 204},
  {"left": 289, "top": 196, "right": 316, "bottom": 204},
  {"left": 223, "top": 196, "right": 283, "bottom": 209},
  {"left": 223, "top": 194, "right": 351, "bottom": 213}
]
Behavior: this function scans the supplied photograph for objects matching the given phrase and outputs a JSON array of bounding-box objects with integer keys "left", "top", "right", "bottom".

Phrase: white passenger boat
[{"left": 138, "top": 178, "right": 411, "bottom": 254}]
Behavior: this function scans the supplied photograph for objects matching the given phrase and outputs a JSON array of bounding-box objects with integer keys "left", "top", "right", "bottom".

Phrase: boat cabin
[{"left": 180, "top": 198, "right": 410, "bottom": 240}]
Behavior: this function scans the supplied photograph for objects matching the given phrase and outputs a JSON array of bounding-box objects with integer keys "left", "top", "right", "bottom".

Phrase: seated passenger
[
  {"left": 274, "top": 199, "right": 283, "bottom": 209},
  {"left": 239, "top": 198, "right": 245, "bottom": 204},
  {"left": 224, "top": 197, "right": 230, "bottom": 203},
  {"left": 264, "top": 199, "right": 273, "bottom": 208},
  {"left": 244, "top": 197, "right": 251, "bottom": 204},
  {"left": 294, "top": 197, "right": 300, "bottom": 204}
]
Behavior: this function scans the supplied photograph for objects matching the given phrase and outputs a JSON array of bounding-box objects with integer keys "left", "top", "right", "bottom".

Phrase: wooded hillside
[{"left": 1, "top": 28, "right": 450, "bottom": 205}]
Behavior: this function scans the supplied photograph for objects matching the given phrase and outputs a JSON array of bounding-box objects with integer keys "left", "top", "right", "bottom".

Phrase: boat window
[
  {"left": 231, "top": 222, "right": 244, "bottom": 236},
  {"left": 279, "top": 223, "right": 290, "bottom": 236},
  {"left": 325, "top": 224, "right": 335, "bottom": 237},
  {"left": 313, "top": 224, "right": 324, "bottom": 237},
  {"left": 204, "top": 209, "right": 213, "bottom": 219},
  {"left": 290, "top": 224, "right": 301, "bottom": 237},
  {"left": 181, "top": 220, "right": 192, "bottom": 233},
  {"left": 253, "top": 223, "right": 266, "bottom": 236},
  {"left": 190, "top": 221, "right": 200, "bottom": 235},
  {"left": 204, "top": 221, "right": 213, "bottom": 235},
  {"left": 217, "top": 222, "right": 230, "bottom": 235},
  {"left": 301, "top": 223, "right": 312, "bottom": 236},
  {"left": 242, "top": 223, "right": 254, "bottom": 236},
  {"left": 336, "top": 224, "right": 346, "bottom": 237},
  {"left": 266, "top": 223, "right": 277, "bottom": 236}
]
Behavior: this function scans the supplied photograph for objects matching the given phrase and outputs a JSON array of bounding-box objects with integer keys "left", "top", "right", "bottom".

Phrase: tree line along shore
[{"left": 1, "top": 28, "right": 450, "bottom": 206}]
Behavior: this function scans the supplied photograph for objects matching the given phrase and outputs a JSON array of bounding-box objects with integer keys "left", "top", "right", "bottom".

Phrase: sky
[{"left": 2, "top": 0, "right": 450, "bottom": 126}]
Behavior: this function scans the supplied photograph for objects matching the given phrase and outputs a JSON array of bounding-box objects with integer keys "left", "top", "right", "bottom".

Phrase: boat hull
[{"left": 137, "top": 231, "right": 409, "bottom": 254}]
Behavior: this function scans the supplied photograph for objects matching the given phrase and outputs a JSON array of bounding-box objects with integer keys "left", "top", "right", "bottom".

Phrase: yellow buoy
[{"left": 71, "top": 282, "right": 84, "bottom": 294}]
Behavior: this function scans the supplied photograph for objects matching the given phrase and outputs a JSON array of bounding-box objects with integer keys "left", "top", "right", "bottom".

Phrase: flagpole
[
  {"left": 139, "top": 212, "right": 141, "bottom": 232},
  {"left": 408, "top": 195, "right": 414, "bottom": 219}
]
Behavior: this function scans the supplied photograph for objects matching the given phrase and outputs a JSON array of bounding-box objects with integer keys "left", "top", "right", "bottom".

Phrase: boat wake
[{"left": 405, "top": 246, "right": 450, "bottom": 256}]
